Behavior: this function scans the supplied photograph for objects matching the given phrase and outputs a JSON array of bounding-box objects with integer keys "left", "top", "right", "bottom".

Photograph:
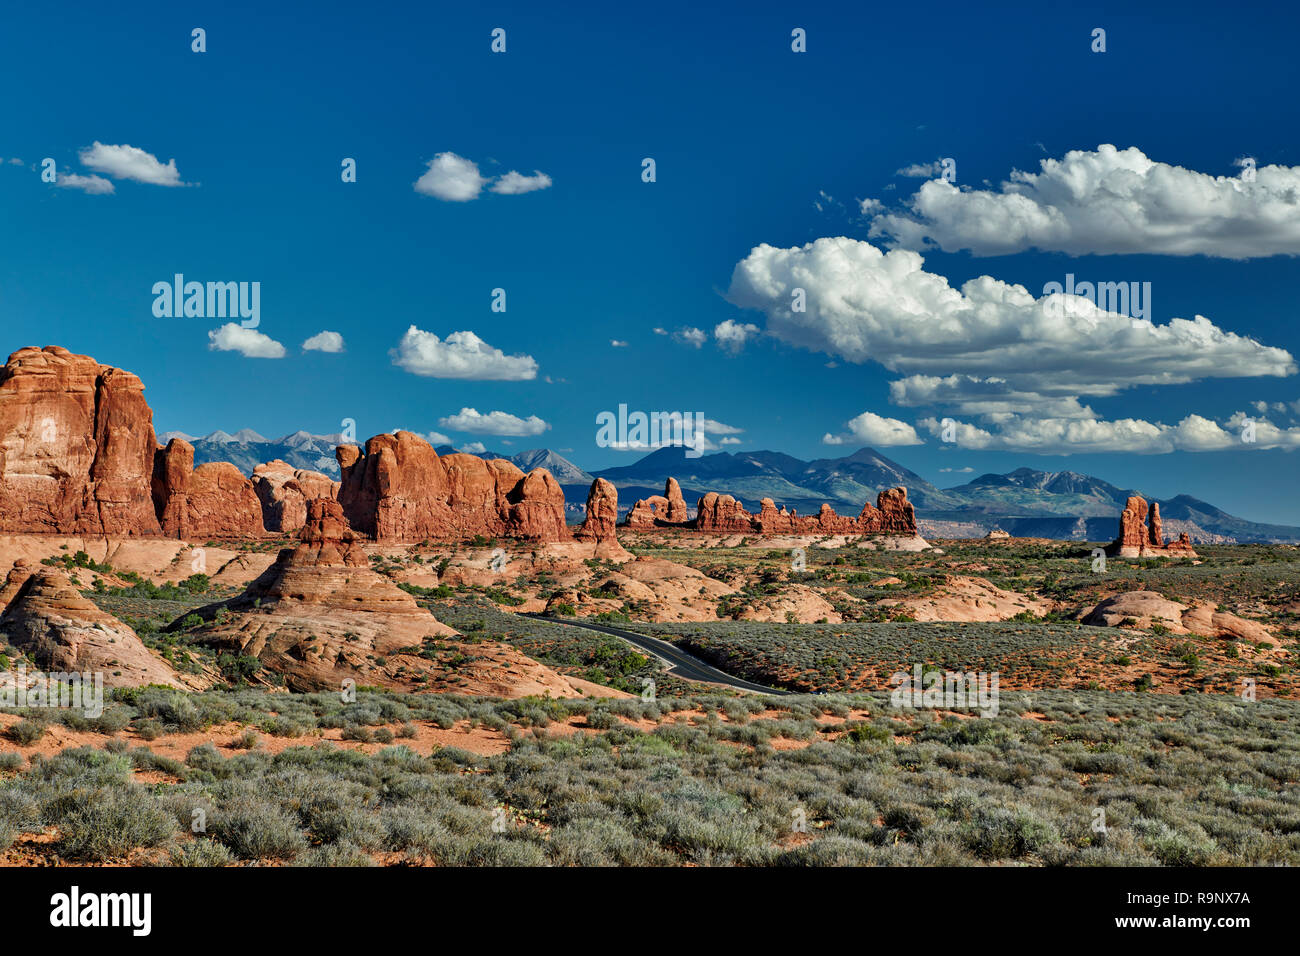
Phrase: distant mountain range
[
  {"left": 579, "top": 446, "right": 1300, "bottom": 543},
  {"left": 168, "top": 430, "right": 595, "bottom": 487},
  {"left": 159, "top": 429, "right": 348, "bottom": 477},
  {"left": 169, "top": 431, "right": 1300, "bottom": 543}
]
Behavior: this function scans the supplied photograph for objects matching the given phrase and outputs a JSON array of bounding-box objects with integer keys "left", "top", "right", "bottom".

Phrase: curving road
[{"left": 517, "top": 612, "right": 789, "bottom": 696}]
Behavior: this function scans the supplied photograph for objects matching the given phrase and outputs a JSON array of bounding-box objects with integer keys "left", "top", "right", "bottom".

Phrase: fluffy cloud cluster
[
  {"left": 79, "top": 142, "right": 188, "bottom": 187},
  {"left": 391, "top": 327, "right": 538, "bottom": 380},
  {"left": 823, "top": 411, "right": 921, "bottom": 447},
  {"left": 918, "top": 411, "right": 1300, "bottom": 455},
  {"left": 53, "top": 142, "right": 188, "bottom": 194},
  {"left": 726, "top": 238, "right": 1294, "bottom": 404},
  {"left": 889, "top": 375, "right": 1099, "bottom": 418},
  {"left": 207, "top": 324, "right": 285, "bottom": 359},
  {"left": 302, "top": 330, "right": 345, "bottom": 353},
  {"left": 713, "top": 319, "right": 760, "bottom": 353},
  {"left": 490, "top": 170, "right": 552, "bottom": 195},
  {"left": 895, "top": 160, "right": 945, "bottom": 178},
  {"left": 414, "top": 152, "right": 552, "bottom": 201},
  {"left": 867, "top": 145, "right": 1300, "bottom": 259},
  {"left": 57, "top": 172, "right": 114, "bottom": 195},
  {"left": 673, "top": 327, "right": 707, "bottom": 348},
  {"left": 438, "top": 407, "right": 550, "bottom": 437}
]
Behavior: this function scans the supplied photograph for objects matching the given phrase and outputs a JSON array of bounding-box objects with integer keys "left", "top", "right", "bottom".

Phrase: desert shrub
[
  {"left": 295, "top": 841, "right": 376, "bottom": 866},
  {"left": 168, "top": 839, "right": 234, "bottom": 867},
  {"left": 129, "top": 748, "right": 187, "bottom": 779},
  {"left": 584, "top": 709, "right": 619, "bottom": 730},
  {"left": 60, "top": 787, "right": 175, "bottom": 861},
  {"left": 7, "top": 720, "right": 47, "bottom": 746},
  {"left": 134, "top": 718, "right": 164, "bottom": 741},
  {"left": 0, "top": 752, "right": 24, "bottom": 772},
  {"left": 961, "top": 807, "right": 1060, "bottom": 860},
  {"left": 263, "top": 717, "right": 306, "bottom": 737},
  {"left": 211, "top": 794, "right": 307, "bottom": 861}
]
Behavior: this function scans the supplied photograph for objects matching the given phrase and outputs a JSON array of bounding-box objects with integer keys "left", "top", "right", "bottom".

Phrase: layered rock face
[
  {"left": 0, "top": 560, "right": 182, "bottom": 687},
  {"left": 693, "top": 487, "right": 918, "bottom": 537},
  {"left": 576, "top": 478, "right": 619, "bottom": 541},
  {"left": 251, "top": 459, "right": 339, "bottom": 534},
  {"left": 185, "top": 497, "right": 457, "bottom": 690},
  {"left": 151, "top": 439, "right": 264, "bottom": 539},
  {"left": 336, "top": 431, "right": 571, "bottom": 542},
  {"left": 187, "top": 498, "right": 591, "bottom": 695},
  {"left": 1109, "top": 495, "right": 1197, "bottom": 558},
  {"left": 0, "top": 347, "right": 162, "bottom": 536}
]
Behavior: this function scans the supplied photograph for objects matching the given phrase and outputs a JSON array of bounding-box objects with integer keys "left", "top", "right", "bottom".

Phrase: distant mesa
[
  {"left": 335, "top": 431, "right": 571, "bottom": 543},
  {"left": 1108, "top": 495, "right": 1198, "bottom": 559},
  {"left": 695, "top": 485, "right": 918, "bottom": 536},
  {"left": 616, "top": 474, "right": 919, "bottom": 538}
]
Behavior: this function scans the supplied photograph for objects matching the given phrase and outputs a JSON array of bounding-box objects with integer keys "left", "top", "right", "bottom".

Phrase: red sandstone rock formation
[
  {"left": 694, "top": 492, "right": 754, "bottom": 532},
  {"left": 251, "top": 460, "right": 339, "bottom": 534},
  {"left": 0, "top": 560, "right": 183, "bottom": 687},
  {"left": 0, "top": 346, "right": 162, "bottom": 536},
  {"left": 692, "top": 487, "right": 918, "bottom": 537},
  {"left": 335, "top": 431, "right": 571, "bottom": 542},
  {"left": 151, "top": 439, "right": 264, "bottom": 539},
  {"left": 625, "top": 495, "right": 668, "bottom": 528},
  {"left": 664, "top": 477, "right": 689, "bottom": 523},
  {"left": 624, "top": 478, "right": 693, "bottom": 529},
  {"left": 858, "top": 487, "right": 917, "bottom": 535},
  {"left": 186, "top": 498, "right": 593, "bottom": 695},
  {"left": 576, "top": 478, "right": 619, "bottom": 541},
  {"left": 1109, "top": 495, "right": 1197, "bottom": 558}
]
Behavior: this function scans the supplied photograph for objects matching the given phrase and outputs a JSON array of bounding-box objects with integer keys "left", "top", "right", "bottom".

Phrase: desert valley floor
[{"left": 1, "top": 527, "right": 1297, "bottom": 867}]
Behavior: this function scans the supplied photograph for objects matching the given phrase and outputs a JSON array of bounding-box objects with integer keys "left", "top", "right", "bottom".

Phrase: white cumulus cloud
[
  {"left": 79, "top": 142, "right": 187, "bottom": 186},
  {"left": 57, "top": 172, "right": 114, "bottom": 195},
  {"left": 895, "top": 160, "right": 945, "bottom": 178},
  {"left": 414, "top": 152, "right": 487, "bottom": 201},
  {"left": 391, "top": 327, "right": 538, "bottom": 381},
  {"left": 824, "top": 411, "right": 922, "bottom": 447},
  {"left": 673, "top": 327, "right": 707, "bottom": 348},
  {"left": 918, "top": 411, "right": 1300, "bottom": 454},
  {"left": 868, "top": 144, "right": 1300, "bottom": 259},
  {"left": 726, "top": 238, "right": 1294, "bottom": 406},
  {"left": 490, "top": 170, "right": 552, "bottom": 195},
  {"left": 207, "top": 324, "right": 286, "bottom": 359},
  {"left": 714, "top": 319, "right": 760, "bottom": 353},
  {"left": 302, "top": 330, "right": 345, "bottom": 353},
  {"left": 438, "top": 407, "right": 550, "bottom": 437}
]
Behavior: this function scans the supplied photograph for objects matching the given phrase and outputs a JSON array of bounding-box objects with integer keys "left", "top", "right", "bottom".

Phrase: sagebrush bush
[{"left": 59, "top": 787, "right": 175, "bottom": 861}]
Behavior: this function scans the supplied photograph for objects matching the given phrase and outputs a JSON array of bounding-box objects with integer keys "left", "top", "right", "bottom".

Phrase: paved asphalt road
[{"left": 517, "top": 612, "right": 789, "bottom": 696}]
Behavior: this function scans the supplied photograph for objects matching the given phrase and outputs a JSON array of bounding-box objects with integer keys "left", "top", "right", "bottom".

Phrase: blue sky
[{"left": 4, "top": 0, "right": 1300, "bottom": 521}]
